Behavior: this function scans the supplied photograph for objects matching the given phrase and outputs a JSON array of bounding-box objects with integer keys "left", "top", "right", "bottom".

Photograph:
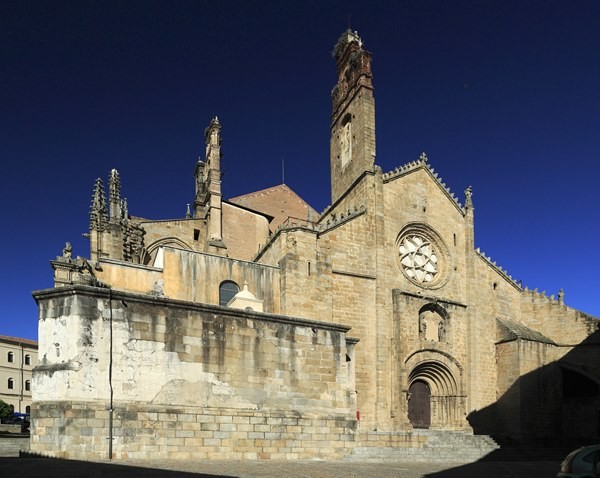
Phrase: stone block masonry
[{"left": 31, "top": 401, "right": 357, "bottom": 460}]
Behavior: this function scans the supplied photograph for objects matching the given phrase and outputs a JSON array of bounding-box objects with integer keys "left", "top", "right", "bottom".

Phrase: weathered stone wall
[
  {"left": 31, "top": 402, "right": 356, "bottom": 460},
  {"left": 319, "top": 174, "right": 380, "bottom": 429},
  {"left": 94, "top": 259, "right": 164, "bottom": 296},
  {"left": 93, "top": 248, "right": 281, "bottom": 313},
  {"left": 32, "top": 285, "right": 356, "bottom": 459},
  {"left": 277, "top": 229, "right": 334, "bottom": 322},
  {"left": 164, "top": 247, "right": 280, "bottom": 311}
]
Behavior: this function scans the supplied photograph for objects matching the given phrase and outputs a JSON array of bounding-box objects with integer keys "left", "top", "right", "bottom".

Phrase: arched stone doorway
[
  {"left": 408, "top": 380, "right": 431, "bottom": 428},
  {"left": 406, "top": 357, "right": 466, "bottom": 430}
]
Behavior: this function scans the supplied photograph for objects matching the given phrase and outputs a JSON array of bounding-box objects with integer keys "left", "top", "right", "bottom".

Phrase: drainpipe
[
  {"left": 108, "top": 288, "right": 114, "bottom": 460},
  {"left": 19, "top": 343, "right": 24, "bottom": 414}
]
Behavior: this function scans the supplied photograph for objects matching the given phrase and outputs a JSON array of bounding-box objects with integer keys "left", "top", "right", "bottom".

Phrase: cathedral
[{"left": 32, "top": 30, "right": 599, "bottom": 461}]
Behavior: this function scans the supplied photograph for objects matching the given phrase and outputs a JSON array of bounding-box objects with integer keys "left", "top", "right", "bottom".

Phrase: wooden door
[{"left": 408, "top": 380, "right": 431, "bottom": 429}]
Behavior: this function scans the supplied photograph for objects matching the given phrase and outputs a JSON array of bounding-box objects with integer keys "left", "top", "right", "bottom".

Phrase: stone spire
[
  {"left": 109, "top": 169, "right": 122, "bottom": 222},
  {"left": 90, "top": 178, "right": 108, "bottom": 231}
]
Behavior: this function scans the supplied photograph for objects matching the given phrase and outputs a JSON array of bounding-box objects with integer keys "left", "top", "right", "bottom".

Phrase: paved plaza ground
[{"left": 0, "top": 456, "right": 561, "bottom": 477}]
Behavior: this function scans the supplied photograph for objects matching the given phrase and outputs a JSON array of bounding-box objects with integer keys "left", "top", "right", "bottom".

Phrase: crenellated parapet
[
  {"left": 318, "top": 204, "right": 367, "bottom": 234},
  {"left": 521, "top": 286, "right": 566, "bottom": 305},
  {"left": 254, "top": 204, "right": 367, "bottom": 263},
  {"left": 475, "top": 247, "right": 522, "bottom": 291}
]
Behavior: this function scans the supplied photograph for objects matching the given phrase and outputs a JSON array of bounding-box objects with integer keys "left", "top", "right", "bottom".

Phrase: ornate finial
[
  {"left": 90, "top": 178, "right": 108, "bottom": 231},
  {"left": 122, "top": 198, "right": 128, "bottom": 219},
  {"left": 62, "top": 242, "right": 72, "bottom": 259},
  {"left": 109, "top": 169, "right": 121, "bottom": 202},
  {"left": 419, "top": 152, "right": 428, "bottom": 163},
  {"left": 108, "top": 169, "right": 123, "bottom": 222},
  {"left": 464, "top": 186, "right": 473, "bottom": 209},
  {"left": 185, "top": 203, "right": 191, "bottom": 219},
  {"left": 558, "top": 288, "right": 564, "bottom": 304}
]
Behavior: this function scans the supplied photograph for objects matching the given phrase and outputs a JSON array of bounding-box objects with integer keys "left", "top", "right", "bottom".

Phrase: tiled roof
[
  {"left": 496, "top": 318, "right": 555, "bottom": 345},
  {"left": 0, "top": 334, "right": 38, "bottom": 347},
  {"left": 229, "top": 184, "right": 318, "bottom": 232}
]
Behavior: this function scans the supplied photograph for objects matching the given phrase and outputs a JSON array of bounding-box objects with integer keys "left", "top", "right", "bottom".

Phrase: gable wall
[
  {"left": 221, "top": 203, "right": 270, "bottom": 261},
  {"left": 382, "top": 168, "right": 467, "bottom": 302}
]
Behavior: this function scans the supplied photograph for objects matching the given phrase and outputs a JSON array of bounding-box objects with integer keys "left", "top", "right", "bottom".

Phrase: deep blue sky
[{"left": 2, "top": 1, "right": 599, "bottom": 341}]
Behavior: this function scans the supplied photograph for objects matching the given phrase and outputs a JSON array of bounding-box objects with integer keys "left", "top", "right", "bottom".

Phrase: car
[{"left": 558, "top": 444, "right": 600, "bottom": 478}]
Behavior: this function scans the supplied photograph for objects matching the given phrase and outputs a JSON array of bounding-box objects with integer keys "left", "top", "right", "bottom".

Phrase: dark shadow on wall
[
  {"left": 0, "top": 455, "right": 236, "bottom": 478},
  {"left": 423, "top": 328, "right": 600, "bottom": 477},
  {"left": 468, "top": 327, "right": 600, "bottom": 451}
]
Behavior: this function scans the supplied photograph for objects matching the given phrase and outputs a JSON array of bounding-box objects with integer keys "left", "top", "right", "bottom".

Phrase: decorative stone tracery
[
  {"left": 399, "top": 235, "right": 439, "bottom": 284},
  {"left": 396, "top": 224, "right": 451, "bottom": 289}
]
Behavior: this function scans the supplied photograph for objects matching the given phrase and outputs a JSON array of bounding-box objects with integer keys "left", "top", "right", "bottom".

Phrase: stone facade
[{"left": 32, "top": 30, "right": 599, "bottom": 460}]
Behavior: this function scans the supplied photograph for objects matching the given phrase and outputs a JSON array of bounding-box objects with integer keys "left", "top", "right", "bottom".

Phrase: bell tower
[{"left": 330, "top": 30, "right": 376, "bottom": 203}]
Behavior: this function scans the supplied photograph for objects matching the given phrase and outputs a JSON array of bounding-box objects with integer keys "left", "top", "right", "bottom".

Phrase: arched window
[
  {"left": 418, "top": 303, "right": 449, "bottom": 342},
  {"left": 25, "top": 354, "right": 31, "bottom": 366},
  {"left": 25, "top": 380, "right": 31, "bottom": 392},
  {"left": 25, "top": 406, "right": 30, "bottom": 414},
  {"left": 7, "top": 378, "right": 14, "bottom": 389},
  {"left": 7, "top": 351, "right": 14, "bottom": 363},
  {"left": 219, "top": 281, "right": 239, "bottom": 307},
  {"left": 340, "top": 113, "right": 352, "bottom": 167}
]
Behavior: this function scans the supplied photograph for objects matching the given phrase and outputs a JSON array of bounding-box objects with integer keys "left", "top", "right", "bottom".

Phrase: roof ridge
[
  {"left": 0, "top": 334, "right": 38, "bottom": 345},
  {"left": 229, "top": 183, "right": 289, "bottom": 201},
  {"left": 229, "top": 183, "right": 317, "bottom": 214}
]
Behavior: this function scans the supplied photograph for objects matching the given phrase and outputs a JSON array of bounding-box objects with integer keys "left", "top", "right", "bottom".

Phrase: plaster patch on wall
[{"left": 151, "top": 377, "right": 259, "bottom": 409}]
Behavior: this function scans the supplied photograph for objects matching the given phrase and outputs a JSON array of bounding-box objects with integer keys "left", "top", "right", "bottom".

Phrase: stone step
[{"left": 347, "top": 431, "right": 499, "bottom": 462}]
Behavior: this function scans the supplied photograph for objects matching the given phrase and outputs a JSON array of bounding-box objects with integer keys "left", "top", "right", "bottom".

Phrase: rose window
[{"left": 398, "top": 235, "right": 438, "bottom": 283}]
